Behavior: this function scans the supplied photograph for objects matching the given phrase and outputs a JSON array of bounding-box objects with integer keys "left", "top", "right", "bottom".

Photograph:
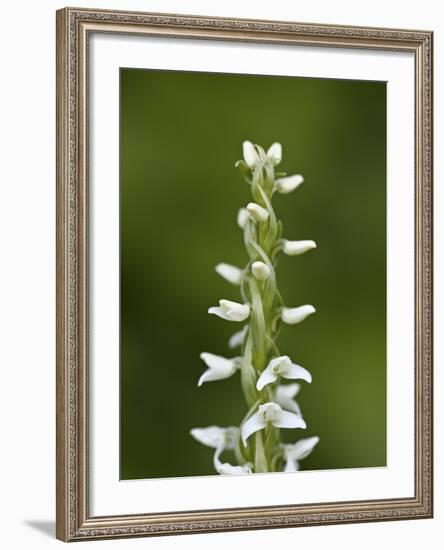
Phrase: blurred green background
[{"left": 120, "top": 68, "right": 386, "bottom": 480}]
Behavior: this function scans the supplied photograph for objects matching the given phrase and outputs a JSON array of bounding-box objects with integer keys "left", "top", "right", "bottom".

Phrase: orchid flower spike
[
  {"left": 243, "top": 141, "right": 260, "bottom": 169},
  {"left": 256, "top": 356, "right": 312, "bottom": 391},
  {"left": 215, "top": 263, "right": 243, "bottom": 285},
  {"left": 228, "top": 325, "right": 248, "bottom": 349},
  {"left": 267, "top": 142, "right": 282, "bottom": 166},
  {"left": 246, "top": 202, "right": 269, "bottom": 223},
  {"left": 251, "top": 261, "right": 271, "bottom": 281},
  {"left": 282, "top": 436, "right": 320, "bottom": 472},
  {"left": 275, "top": 174, "right": 304, "bottom": 194},
  {"left": 237, "top": 208, "right": 249, "bottom": 230},
  {"left": 281, "top": 305, "right": 316, "bottom": 325},
  {"left": 241, "top": 402, "right": 306, "bottom": 446},
  {"left": 282, "top": 240, "right": 317, "bottom": 256},
  {"left": 275, "top": 384, "right": 302, "bottom": 415},
  {"left": 209, "top": 299, "right": 250, "bottom": 322},
  {"left": 198, "top": 352, "right": 241, "bottom": 386}
]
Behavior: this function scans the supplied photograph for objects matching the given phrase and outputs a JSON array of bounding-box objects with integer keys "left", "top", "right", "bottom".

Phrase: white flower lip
[
  {"left": 198, "top": 352, "right": 239, "bottom": 386},
  {"left": 267, "top": 142, "right": 282, "bottom": 166},
  {"left": 275, "top": 174, "right": 304, "bottom": 194},
  {"left": 283, "top": 436, "right": 320, "bottom": 472},
  {"left": 215, "top": 263, "right": 243, "bottom": 285},
  {"left": 208, "top": 299, "right": 250, "bottom": 322},
  {"left": 275, "top": 383, "right": 301, "bottom": 415},
  {"left": 281, "top": 305, "right": 316, "bottom": 325},
  {"left": 243, "top": 140, "right": 259, "bottom": 169},
  {"left": 246, "top": 202, "right": 269, "bottom": 223},
  {"left": 251, "top": 261, "right": 271, "bottom": 281},
  {"left": 282, "top": 239, "right": 317, "bottom": 256},
  {"left": 256, "top": 356, "right": 312, "bottom": 391},
  {"left": 241, "top": 402, "right": 306, "bottom": 446},
  {"left": 237, "top": 208, "right": 249, "bottom": 230}
]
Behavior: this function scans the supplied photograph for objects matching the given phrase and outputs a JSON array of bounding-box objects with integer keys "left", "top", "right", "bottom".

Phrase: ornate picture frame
[{"left": 56, "top": 7, "right": 433, "bottom": 541}]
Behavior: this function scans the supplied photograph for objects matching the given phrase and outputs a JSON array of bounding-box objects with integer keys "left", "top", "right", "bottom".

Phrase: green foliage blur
[{"left": 120, "top": 67, "right": 386, "bottom": 480}]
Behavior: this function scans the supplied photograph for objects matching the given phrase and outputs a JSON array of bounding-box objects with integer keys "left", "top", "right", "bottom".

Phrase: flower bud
[
  {"left": 243, "top": 140, "right": 259, "bottom": 169},
  {"left": 275, "top": 175, "right": 304, "bottom": 194},
  {"left": 251, "top": 261, "right": 271, "bottom": 281},
  {"left": 237, "top": 207, "right": 249, "bottom": 230},
  {"left": 246, "top": 202, "right": 269, "bottom": 223},
  {"left": 215, "top": 263, "right": 243, "bottom": 285},
  {"left": 282, "top": 239, "right": 317, "bottom": 256},
  {"left": 267, "top": 142, "right": 282, "bottom": 166},
  {"left": 281, "top": 305, "right": 316, "bottom": 325}
]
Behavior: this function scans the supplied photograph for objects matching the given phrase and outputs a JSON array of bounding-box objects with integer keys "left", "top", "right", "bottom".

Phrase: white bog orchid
[
  {"left": 267, "top": 142, "right": 282, "bottom": 166},
  {"left": 241, "top": 402, "right": 306, "bottom": 446},
  {"left": 275, "top": 174, "right": 304, "bottom": 194},
  {"left": 213, "top": 453, "right": 253, "bottom": 475},
  {"left": 209, "top": 299, "right": 250, "bottom": 322},
  {"left": 246, "top": 202, "right": 269, "bottom": 223},
  {"left": 215, "top": 263, "right": 243, "bottom": 285},
  {"left": 190, "top": 426, "right": 239, "bottom": 451},
  {"left": 281, "top": 305, "right": 316, "bottom": 325},
  {"left": 243, "top": 140, "right": 260, "bottom": 169},
  {"left": 256, "top": 356, "right": 312, "bottom": 391},
  {"left": 282, "top": 239, "right": 317, "bottom": 256},
  {"left": 275, "top": 384, "right": 301, "bottom": 415},
  {"left": 251, "top": 261, "right": 271, "bottom": 281},
  {"left": 198, "top": 352, "right": 240, "bottom": 386},
  {"left": 237, "top": 207, "right": 249, "bottom": 230},
  {"left": 282, "top": 436, "right": 320, "bottom": 472},
  {"left": 228, "top": 326, "right": 248, "bottom": 349}
]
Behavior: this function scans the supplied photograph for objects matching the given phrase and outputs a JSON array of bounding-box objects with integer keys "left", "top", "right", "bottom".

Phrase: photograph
[{"left": 119, "top": 68, "right": 387, "bottom": 480}]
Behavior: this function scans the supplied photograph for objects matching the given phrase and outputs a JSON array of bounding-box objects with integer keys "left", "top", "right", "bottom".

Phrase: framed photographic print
[{"left": 56, "top": 7, "right": 433, "bottom": 541}]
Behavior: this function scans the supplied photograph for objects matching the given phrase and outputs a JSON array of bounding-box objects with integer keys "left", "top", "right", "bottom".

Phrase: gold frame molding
[{"left": 56, "top": 7, "right": 433, "bottom": 542}]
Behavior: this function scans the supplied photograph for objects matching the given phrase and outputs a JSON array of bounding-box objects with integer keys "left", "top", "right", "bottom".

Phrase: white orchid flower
[
  {"left": 241, "top": 402, "right": 306, "bottom": 446},
  {"left": 243, "top": 140, "right": 260, "bottom": 169},
  {"left": 190, "top": 425, "right": 239, "bottom": 451},
  {"left": 237, "top": 207, "right": 249, "bottom": 230},
  {"left": 209, "top": 299, "right": 250, "bottom": 322},
  {"left": 281, "top": 305, "right": 316, "bottom": 325},
  {"left": 256, "top": 356, "right": 312, "bottom": 391},
  {"left": 282, "top": 239, "right": 317, "bottom": 256},
  {"left": 267, "top": 142, "right": 282, "bottom": 166},
  {"left": 251, "top": 261, "right": 271, "bottom": 281},
  {"left": 228, "top": 325, "right": 248, "bottom": 349},
  {"left": 198, "top": 352, "right": 240, "bottom": 386},
  {"left": 214, "top": 453, "right": 253, "bottom": 475},
  {"left": 275, "top": 383, "right": 301, "bottom": 415},
  {"left": 247, "top": 202, "right": 269, "bottom": 223},
  {"left": 282, "top": 436, "right": 320, "bottom": 472},
  {"left": 275, "top": 174, "right": 304, "bottom": 194},
  {"left": 215, "top": 263, "right": 243, "bottom": 285}
]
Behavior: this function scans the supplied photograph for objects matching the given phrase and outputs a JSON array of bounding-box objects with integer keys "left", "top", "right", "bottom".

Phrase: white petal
[
  {"left": 209, "top": 300, "right": 250, "bottom": 322},
  {"left": 284, "top": 363, "right": 312, "bottom": 384},
  {"left": 275, "top": 174, "right": 304, "bottom": 194},
  {"left": 243, "top": 140, "right": 259, "bottom": 169},
  {"left": 208, "top": 306, "right": 231, "bottom": 321},
  {"left": 251, "top": 261, "right": 271, "bottom": 281},
  {"left": 275, "top": 384, "right": 301, "bottom": 415},
  {"left": 237, "top": 208, "right": 249, "bottom": 229},
  {"left": 267, "top": 142, "right": 282, "bottom": 165},
  {"left": 241, "top": 411, "right": 267, "bottom": 446},
  {"left": 284, "top": 436, "right": 320, "bottom": 460},
  {"left": 228, "top": 326, "right": 247, "bottom": 349},
  {"left": 256, "top": 365, "right": 278, "bottom": 391},
  {"left": 190, "top": 426, "right": 227, "bottom": 449},
  {"left": 282, "top": 240, "right": 317, "bottom": 256},
  {"left": 198, "top": 352, "right": 238, "bottom": 386},
  {"left": 272, "top": 409, "right": 306, "bottom": 430},
  {"left": 281, "top": 305, "right": 316, "bottom": 325},
  {"left": 214, "top": 451, "right": 252, "bottom": 475},
  {"left": 246, "top": 202, "right": 269, "bottom": 223},
  {"left": 215, "top": 263, "right": 243, "bottom": 285},
  {"left": 284, "top": 457, "right": 300, "bottom": 472}
]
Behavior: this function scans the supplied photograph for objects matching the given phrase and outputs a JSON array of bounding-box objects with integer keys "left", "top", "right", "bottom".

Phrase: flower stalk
[{"left": 191, "top": 141, "right": 319, "bottom": 475}]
